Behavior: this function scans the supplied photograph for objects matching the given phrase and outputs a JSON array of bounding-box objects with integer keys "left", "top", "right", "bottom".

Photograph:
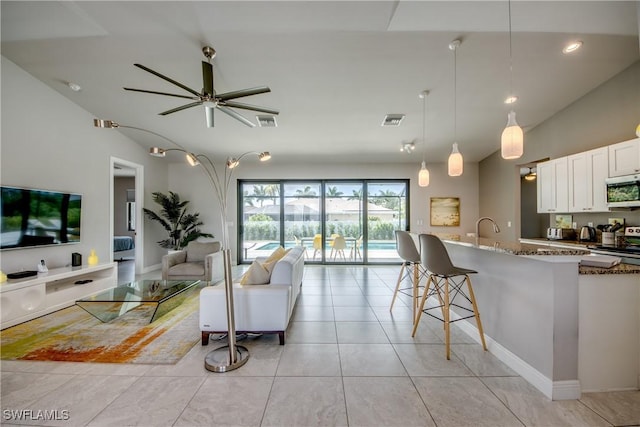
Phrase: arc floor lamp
[{"left": 94, "top": 119, "right": 271, "bottom": 372}]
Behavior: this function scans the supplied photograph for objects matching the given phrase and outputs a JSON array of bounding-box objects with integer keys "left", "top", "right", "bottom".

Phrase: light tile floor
[{"left": 1, "top": 262, "right": 638, "bottom": 426}]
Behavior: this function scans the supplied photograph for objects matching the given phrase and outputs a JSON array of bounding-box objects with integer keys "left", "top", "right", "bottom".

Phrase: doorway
[
  {"left": 111, "top": 157, "right": 144, "bottom": 275},
  {"left": 519, "top": 163, "right": 547, "bottom": 238}
]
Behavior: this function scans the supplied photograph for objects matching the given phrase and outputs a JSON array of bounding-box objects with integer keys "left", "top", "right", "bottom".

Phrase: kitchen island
[{"left": 431, "top": 234, "right": 639, "bottom": 400}]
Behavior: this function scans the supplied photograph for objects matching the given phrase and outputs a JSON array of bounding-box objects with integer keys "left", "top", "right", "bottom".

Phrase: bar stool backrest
[
  {"left": 419, "top": 234, "right": 455, "bottom": 275},
  {"left": 395, "top": 230, "right": 420, "bottom": 263}
]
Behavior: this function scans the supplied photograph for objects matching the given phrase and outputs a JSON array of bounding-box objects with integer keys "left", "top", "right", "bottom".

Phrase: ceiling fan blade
[
  {"left": 123, "top": 87, "right": 198, "bottom": 100},
  {"left": 134, "top": 63, "right": 201, "bottom": 97},
  {"left": 159, "top": 101, "right": 202, "bottom": 116},
  {"left": 205, "top": 105, "right": 214, "bottom": 128},
  {"left": 202, "top": 61, "right": 214, "bottom": 97},
  {"left": 217, "top": 105, "right": 256, "bottom": 127},
  {"left": 222, "top": 101, "right": 279, "bottom": 115},
  {"left": 216, "top": 86, "right": 271, "bottom": 101}
]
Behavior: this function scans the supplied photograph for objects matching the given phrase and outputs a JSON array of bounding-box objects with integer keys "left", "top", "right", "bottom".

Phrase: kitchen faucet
[{"left": 475, "top": 217, "right": 501, "bottom": 238}]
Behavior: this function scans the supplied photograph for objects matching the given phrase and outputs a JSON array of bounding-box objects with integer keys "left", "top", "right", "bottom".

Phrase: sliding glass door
[
  {"left": 283, "top": 182, "right": 321, "bottom": 261},
  {"left": 324, "top": 182, "right": 363, "bottom": 264},
  {"left": 239, "top": 179, "right": 408, "bottom": 264},
  {"left": 367, "top": 182, "right": 408, "bottom": 263},
  {"left": 239, "top": 182, "right": 281, "bottom": 260}
]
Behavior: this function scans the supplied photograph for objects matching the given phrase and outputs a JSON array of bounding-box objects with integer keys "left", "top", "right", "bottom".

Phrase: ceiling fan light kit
[
  {"left": 524, "top": 167, "right": 537, "bottom": 181},
  {"left": 124, "top": 46, "right": 278, "bottom": 128}
]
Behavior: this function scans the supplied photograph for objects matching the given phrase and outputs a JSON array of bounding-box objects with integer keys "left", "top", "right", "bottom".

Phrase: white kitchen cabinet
[
  {"left": 608, "top": 137, "right": 640, "bottom": 177},
  {"left": 537, "top": 157, "right": 568, "bottom": 213},
  {"left": 567, "top": 147, "right": 609, "bottom": 212}
]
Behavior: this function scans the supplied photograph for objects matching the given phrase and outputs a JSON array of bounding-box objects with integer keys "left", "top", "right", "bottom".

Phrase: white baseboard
[
  {"left": 437, "top": 297, "right": 582, "bottom": 401},
  {"left": 142, "top": 263, "right": 161, "bottom": 275}
]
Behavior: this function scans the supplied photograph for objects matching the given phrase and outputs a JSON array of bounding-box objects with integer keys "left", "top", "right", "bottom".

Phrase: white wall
[
  {"left": 1, "top": 57, "right": 169, "bottom": 274},
  {"left": 480, "top": 60, "right": 640, "bottom": 240},
  {"left": 168, "top": 159, "right": 479, "bottom": 263}
]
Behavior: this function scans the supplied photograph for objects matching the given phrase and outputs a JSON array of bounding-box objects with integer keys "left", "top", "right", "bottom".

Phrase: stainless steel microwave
[{"left": 606, "top": 174, "right": 640, "bottom": 207}]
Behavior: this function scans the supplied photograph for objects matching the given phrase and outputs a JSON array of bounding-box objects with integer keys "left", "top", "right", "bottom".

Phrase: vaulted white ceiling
[{"left": 2, "top": 1, "right": 639, "bottom": 165}]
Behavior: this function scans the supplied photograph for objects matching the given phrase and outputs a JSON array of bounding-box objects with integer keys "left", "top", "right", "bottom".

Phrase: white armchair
[{"left": 162, "top": 241, "right": 222, "bottom": 283}]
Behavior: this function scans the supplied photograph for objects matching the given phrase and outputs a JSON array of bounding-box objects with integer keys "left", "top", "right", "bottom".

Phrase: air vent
[
  {"left": 382, "top": 114, "right": 405, "bottom": 127},
  {"left": 257, "top": 115, "right": 277, "bottom": 127}
]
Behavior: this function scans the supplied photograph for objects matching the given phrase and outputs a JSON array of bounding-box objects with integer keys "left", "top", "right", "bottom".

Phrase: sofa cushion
[
  {"left": 240, "top": 260, "right": 271, "bottom": 285},
  {"left": 169, "top": 262, "right": 205, "bottom": 276},
  {"left": 186, "top": 241, "right": 221, "bottom": 262}
]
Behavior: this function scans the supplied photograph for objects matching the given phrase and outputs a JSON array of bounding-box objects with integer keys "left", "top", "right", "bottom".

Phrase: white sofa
[{"left": 199, "top": 245, "right": 305, "bottom": 345}]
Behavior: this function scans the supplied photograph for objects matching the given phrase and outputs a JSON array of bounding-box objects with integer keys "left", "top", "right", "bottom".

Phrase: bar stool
[
  {"left": 412, "top": 233, "right": 487, "bottom": 359},
  {"left": 390, "top": 230, "right": 428, "bottom": 321}
]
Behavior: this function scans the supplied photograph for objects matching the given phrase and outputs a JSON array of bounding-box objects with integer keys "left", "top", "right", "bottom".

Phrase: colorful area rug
[{"left": 0, "top": 286, "right": 200, "bottom": 364}]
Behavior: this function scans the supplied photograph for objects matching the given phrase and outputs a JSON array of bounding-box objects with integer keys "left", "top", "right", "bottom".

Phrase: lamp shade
[
  {"left": 149, "top": 147, "right": 166, "bottom": 157},
  {"left": 636, "top": 123, "right": 640, "bottom": 137},
  {"left": 501, "top": 111, "right": 524, "bottom": 159},
  {"left": 185, "top": 153, "right": 199, "bottom": 166},
  {"left": 418, "top": 161, "right": 430, "bottom": 187},
  {"left": 259, "top": 152, "right": 271, "bottom": 161},
  {"left": 448, "top": 143, "right": 463, "bottom": 176}
]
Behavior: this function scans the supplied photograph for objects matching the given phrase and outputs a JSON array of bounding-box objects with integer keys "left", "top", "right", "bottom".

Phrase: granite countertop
[
  {"left": 579, "top": 263, "right": 640, "bottom": 275},
  {"left": 434, "top": 234, "right": 590, "bottom": 256},
  {"left": 434, "top": 234, "right": 640, "bottom": 275}
]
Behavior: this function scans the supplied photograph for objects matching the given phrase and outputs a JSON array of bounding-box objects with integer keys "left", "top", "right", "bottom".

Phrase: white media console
[{"left": 0, "top": 263, "right": 117, "bottom": 329}]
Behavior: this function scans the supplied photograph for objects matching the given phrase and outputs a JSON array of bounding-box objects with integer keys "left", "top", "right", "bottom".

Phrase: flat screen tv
[{"left": 0, "top": 186, "right": 82, "bottom": 250}]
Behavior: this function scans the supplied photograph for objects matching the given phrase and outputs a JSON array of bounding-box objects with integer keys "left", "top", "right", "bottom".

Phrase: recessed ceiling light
[
  {"left": 562, "top": 41, "right": 583, "bottom": 54},
  {"left": 504, "top": 96, "right": 518, "bottom": 104},
  {"left": 67, "top": 81, "right": 82, "bottom": 92}
]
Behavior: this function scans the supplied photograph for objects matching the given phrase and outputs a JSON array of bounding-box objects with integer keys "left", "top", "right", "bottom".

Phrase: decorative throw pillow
[
  {"left": 264, "top": 246, "right": 287, "bottom": 264},
  {"left": 240, "top": 261, "right": 271, "bottom": 285},
  {"left": 263, "top": 246, "right": 286, "bottom": 271}
]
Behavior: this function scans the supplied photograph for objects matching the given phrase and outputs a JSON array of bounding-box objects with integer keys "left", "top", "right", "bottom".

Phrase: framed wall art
[{"left": 430, "top": 197, "right": 460, "bottom": 227}]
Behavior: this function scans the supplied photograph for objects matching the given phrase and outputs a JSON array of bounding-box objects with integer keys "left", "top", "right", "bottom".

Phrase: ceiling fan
[{"left": 124, "top": 46, "right": 278, "bottom": 128}]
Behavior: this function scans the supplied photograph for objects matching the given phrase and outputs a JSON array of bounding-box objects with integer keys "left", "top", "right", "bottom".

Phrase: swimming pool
[
  {"left": 255, "top": 241, "right": 396, "bottom": 251},
  {"left": 255, "top": 242, "right": 295, "bottom": 251}
]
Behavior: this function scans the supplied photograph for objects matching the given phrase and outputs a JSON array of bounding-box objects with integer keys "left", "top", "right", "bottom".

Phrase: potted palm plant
[{"left": 143, "top": 191, "right": 213, "bottom": 250}]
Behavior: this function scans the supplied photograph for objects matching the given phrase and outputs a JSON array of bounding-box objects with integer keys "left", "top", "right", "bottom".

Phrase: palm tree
[
  {"left": 251, "top": 185, "right": 269, "bottom": 207},
  {"left": 265, "top": 184, "right": 280, "bottom": 205},
  {"left": 375, "top": 190, "right": 400, "bottom": 210},
  {"left": 326, "top": 186, "right": 344, "bottom": 197},
  {"left": 348, "top": 189, "right": 362, "bottom": 200},
  {"left": 243, "top": 190, "right": 256, "bottom": 207},
  {"left": 295, "top": 186, "right": 317, "bottom": 197},
  {"left": 143, "top": 191, "right": 213, "bottom": 250}
]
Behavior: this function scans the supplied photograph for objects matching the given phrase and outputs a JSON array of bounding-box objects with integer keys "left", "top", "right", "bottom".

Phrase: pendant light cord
[
  {"left": 422, "top": 93, "right": 426, "bottom": 162},
  {"left": 508, "top": 0, "right": 514, "bottom": 97},
  {"left": 454, "top": 44, "right": 457, "bottom": 142}
]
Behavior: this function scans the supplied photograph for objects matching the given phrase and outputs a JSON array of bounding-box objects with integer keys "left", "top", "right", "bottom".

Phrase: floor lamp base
[{"left": 204, "top": 345, "right": 250, "bottom": 373}]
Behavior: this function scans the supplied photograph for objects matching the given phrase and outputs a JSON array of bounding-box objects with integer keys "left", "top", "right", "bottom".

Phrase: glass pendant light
[
  {"left": 418, "top": 90, "right": 430, "bottom": 187},
  {"left": 448, "top": 143, "right": 463, "bottom": 176},
  {"left": 448, "top": 39, "right": 463, "bottom": 177},
  {"left": 501, "top": 0, "right": 524, "bottom": 160},
  {"left": 501, "top": 111, "right": 524, "bottom": 159}
]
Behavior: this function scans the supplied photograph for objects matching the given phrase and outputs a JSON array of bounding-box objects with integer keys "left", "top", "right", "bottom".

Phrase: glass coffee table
[{"left": 76, "top": 279, "right": 200, "bottom": 323}]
